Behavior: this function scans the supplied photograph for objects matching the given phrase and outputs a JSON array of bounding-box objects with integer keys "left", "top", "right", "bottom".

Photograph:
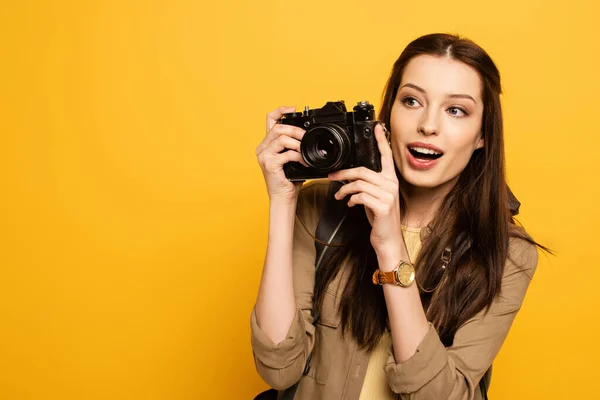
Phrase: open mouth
[{"left": 407, "top": 146, "right": 443, "bottom": 161}]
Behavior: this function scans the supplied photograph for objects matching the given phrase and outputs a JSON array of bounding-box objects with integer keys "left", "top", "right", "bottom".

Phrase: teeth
[{"left": 410, "top": 146, "right": 442, "bottom": 155}]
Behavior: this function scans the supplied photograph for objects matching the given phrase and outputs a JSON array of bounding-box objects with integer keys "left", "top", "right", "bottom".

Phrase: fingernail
[{"left": 380, "top": 122, "right": 389, "bottom": 134}]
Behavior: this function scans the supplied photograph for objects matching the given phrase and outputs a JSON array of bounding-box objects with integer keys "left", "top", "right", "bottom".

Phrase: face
[{"left": 390, "top": 55, "right": 485, "bottom": 192}]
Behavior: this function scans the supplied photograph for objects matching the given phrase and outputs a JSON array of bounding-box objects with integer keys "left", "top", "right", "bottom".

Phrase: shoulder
[
  {"left": 496, "top": 225, "right": 539, "bottom": 308},
  {"left": 506, "top": 225, "right": 539, "bottom": 276},
  {"left": 295, "top": 179, "right": 332, "bottom": 233}
]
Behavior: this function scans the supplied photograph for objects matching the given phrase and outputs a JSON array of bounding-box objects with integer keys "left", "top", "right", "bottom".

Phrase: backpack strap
[
  {"left": 508, "top": 185, "right": 520, "bottom": 216},
  {"left": 312, "top": 181, "right": 348, "bottom": 324}
]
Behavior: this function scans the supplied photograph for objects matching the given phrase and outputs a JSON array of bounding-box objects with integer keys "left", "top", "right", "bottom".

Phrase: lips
[{"left": 406, "top": 142, "right": 444, "bottom": 170}]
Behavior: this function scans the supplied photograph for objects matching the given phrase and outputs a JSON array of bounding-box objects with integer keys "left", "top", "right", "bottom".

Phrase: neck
[{"left": 399, "top": 175, "right": 458, "bottom": 228}]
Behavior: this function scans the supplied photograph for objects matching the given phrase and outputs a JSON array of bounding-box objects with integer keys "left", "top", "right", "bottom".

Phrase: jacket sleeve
[
  {"left": 250, "top": 181, "right": 328, "bottom": 390},
  {"left": 384, "top": 236, "right": 539, "bottom": 399}
]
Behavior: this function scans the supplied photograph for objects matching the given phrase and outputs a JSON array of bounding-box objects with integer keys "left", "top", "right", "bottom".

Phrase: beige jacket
[{"left": 250, "top": 180, "right": 538, "bottom": 400}]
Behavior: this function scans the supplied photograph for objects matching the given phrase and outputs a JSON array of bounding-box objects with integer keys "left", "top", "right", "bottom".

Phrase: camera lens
[
  {"left": 301, "top": 124, "right": 351, "bottom": 172},
  {"left": 316, "top": 137, "right": 336, "bottom": 159}
]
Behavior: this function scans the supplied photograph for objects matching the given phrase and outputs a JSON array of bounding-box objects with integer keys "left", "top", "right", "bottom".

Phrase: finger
[
  {"left": 265, "top": 134, "right": 301, "bottom": 155},
  {"left": 375, "top": 123, "right": 395, "bottom": 176},
  {"left": 266, "top": 106, "right": 296, "bottom": 132},
  {"left": 256, "top": 124, "right": 305, "bottom": 155},
  {"left": 347, "top": 193, "right": 388, "bottom": 215},
  {"left": 274, "top": 150, "right": 308, "bottom": 168},
  {"left": 334, "top": 179, "right": 391, "bottom": 202},
  {"left": 328, "top": 166, "right": 385, "bottom": 186},
  {"left": 261, "top": 150, "right": 302, "bottom": 173}
]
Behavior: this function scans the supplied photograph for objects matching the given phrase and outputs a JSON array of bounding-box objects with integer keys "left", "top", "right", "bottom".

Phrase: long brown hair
[{"left": 313, "top": 33, "right": 547, "bottom": 350}]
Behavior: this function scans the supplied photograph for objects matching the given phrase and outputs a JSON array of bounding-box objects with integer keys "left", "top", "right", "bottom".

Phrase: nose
[{"left": 417, "top": 110, "right": 438, "bottom": 136}]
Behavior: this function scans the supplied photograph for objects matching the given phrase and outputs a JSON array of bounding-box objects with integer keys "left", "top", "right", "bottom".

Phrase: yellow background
[{"left": 1, "top": 1, "right": 598, "bottom": 399}]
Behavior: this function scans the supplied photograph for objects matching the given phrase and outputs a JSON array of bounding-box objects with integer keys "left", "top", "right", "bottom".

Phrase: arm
[
  {"left": 254, "top": 198, "right": 299, "bottom": 346},
  {"left": 250, "top": 182, "right": 327, "bottom": 389},
  {"left": 383, "top": 238, "right": 538, "bottom": 399}
]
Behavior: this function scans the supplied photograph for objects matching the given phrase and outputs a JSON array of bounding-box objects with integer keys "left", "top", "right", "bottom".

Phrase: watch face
[{"left": 396, "top": 262, "right": 415, "bottom": 287}]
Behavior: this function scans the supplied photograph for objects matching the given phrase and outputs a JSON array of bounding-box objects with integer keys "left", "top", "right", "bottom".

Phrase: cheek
[
  {"left": 444, "top": 133, "right": 481, "bottom": 171},
  {"left": 389, "top": 106, "right": 416, "bottom": 139},
  {"left": 389, "top": 112, "right": 407, "bottom": 164},
  {"left": 389, "top": 106, "right": 402, "bottom": 133},
  {"left": 449, "top": 146, "right": 474, "bottom": 171}
]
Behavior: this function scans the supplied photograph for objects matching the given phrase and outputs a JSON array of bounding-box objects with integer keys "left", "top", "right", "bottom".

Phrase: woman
[{"left": 251, "top": 33, "right": 544, "bottom": 400}]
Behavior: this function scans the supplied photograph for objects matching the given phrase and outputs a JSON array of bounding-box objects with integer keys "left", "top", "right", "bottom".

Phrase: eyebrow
[{"left": 399, "top": 83, "right": 477, "bottom": 104}]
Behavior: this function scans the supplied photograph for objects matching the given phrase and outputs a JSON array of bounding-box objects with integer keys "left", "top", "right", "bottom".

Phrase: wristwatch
[{"left": 372, "top": 261, "right": 415, "bottom": 287}]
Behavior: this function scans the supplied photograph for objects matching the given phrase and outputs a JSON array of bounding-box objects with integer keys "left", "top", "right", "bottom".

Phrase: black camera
[{"left": 279, "top": 100, "right": 384, "bottom": 182}]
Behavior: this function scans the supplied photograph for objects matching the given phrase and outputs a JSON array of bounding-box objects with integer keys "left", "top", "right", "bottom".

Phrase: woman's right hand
[{"left": 256, "top": 106, "right": 307, "bottom": 203}]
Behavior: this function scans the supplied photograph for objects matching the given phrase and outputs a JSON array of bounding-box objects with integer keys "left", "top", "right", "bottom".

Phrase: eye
[
  {"left": 401, "top": 96, "right": 421, "bottom": 108},
  {"left": 447, "top": 106, "right": 468, "bottom": 117}
]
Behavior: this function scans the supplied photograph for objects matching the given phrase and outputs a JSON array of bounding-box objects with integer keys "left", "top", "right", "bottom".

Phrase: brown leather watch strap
[{"left": 372, "top": 269, "right": 396, "bottom": 285}]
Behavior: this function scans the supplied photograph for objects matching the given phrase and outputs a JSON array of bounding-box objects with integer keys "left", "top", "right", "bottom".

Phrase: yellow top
[{"left": 358, "top": 226, "right": 423, "bottom": 400}]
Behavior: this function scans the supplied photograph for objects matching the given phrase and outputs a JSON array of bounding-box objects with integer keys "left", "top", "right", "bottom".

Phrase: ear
[{"left": 475, "top": 135, "right": 484, "bottom": 150}]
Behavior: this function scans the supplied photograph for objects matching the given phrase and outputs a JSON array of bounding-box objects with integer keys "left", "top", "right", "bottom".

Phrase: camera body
[{"left": 280, "top": 100, "right": 383, "bottom": 182}]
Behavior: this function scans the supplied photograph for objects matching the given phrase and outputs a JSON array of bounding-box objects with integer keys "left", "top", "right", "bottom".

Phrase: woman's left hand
[{"left": 328, "top": 123, "right": 403, "bottom": 266}]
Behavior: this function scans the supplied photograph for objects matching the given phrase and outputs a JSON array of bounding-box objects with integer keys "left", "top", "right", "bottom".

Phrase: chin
[
  {"left": 401, "top": 172, "right": 444, "bottom": 189},
  {"left": 397, "top": 160, "right": 450, "bottom": 189}
]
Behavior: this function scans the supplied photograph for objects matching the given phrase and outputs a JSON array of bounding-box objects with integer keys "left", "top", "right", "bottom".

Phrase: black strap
[
  {"left": 311, "top": 181, "right": 348, "bottom": 328},
  {"left": 508, "top": 185, "right": 520, "bottom": 216}
]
